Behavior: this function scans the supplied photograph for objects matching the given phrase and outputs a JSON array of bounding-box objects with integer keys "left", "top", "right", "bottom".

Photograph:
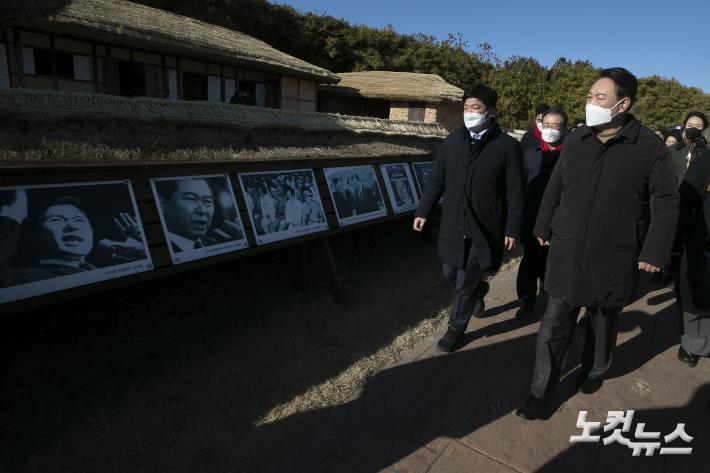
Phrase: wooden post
[
  {"left": 297, "top": 242, "right": 308, "bottom": 290},
  {"left": 175, "top": 56, "right": 182, "bottom": 100},
  {"left": 13, "top": 29, "right": 24, "bottom": 88},
  {"left": 49, "top": 34, "right": 57, "bottom": 90},
  {"left": 320, "top": 237, "right": 344, "bottom": 305},
  {"left": 91, "top": 43, "right": 99, "bottom": 93}
]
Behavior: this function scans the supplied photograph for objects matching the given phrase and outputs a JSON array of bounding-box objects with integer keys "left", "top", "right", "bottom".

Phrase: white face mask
[
  {"left": 464, "top": 111, "right": 488, "bottom": 130},
  {"left": 541, "top": 128, "right": 562, "bottom": 144},
  {"left": 585, "top": 98, "right": 625, "bottom": 127},
  {"left": 536, "top": 121, "right": 544, "bottom": 132}
]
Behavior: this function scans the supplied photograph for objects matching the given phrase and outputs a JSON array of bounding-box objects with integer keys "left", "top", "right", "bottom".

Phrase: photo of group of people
[
  {"left": 380, "top": 163, "right": 419, "bottom": 214},
  {"left": 0, "top": 181, "right": 153, "bottom": 304},
  {"left": 323, "top": 165, "right": 387, "bottom": 226},
  {"left": 151, "top": 174, "right": 249, "bottom": 264},
  {"left": 238, "top": 169, "right": 329, "bottom": 245}
]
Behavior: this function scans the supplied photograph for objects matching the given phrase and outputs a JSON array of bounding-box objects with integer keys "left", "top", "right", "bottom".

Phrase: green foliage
[{"left": 126, "top": 0, "right": 710, "bottom": 130}]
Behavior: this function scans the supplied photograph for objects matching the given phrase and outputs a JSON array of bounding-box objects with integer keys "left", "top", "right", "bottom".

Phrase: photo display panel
[
  {"left": 150, "top": 174, "right": 249, "bottom": 264},
  {"left": 380, "top": 163, "right": 419, "bottom": 214},
  {"left": 323, "top": 165, "right": 387, "bottom": 226},
  {"left": 0, "top": 180, "right": 153, "bottom": 304},
  {"left": 238, "top": 169, "right": 329, "bottom": 245}
]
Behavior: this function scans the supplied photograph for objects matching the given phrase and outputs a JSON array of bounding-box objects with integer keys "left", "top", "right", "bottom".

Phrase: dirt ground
[{"left": 1, "top": 220, "right": 458, "bottom": 473}]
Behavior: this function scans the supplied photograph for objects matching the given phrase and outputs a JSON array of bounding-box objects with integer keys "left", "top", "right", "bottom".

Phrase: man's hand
[
  {"left": 504, "top": 236, "right": 517, "bottom": 251},
  {"left": 413, "top": 217, "right": 426, "bottom": 232},
  {"left": 639, "top": 262, "right": 662, "bottom": 273},
  {"left": 0, "top": 189, "right": 28, "bottom": 224},
  {"left": 537, "top": 237, "right": 550, "bottom": 247}
]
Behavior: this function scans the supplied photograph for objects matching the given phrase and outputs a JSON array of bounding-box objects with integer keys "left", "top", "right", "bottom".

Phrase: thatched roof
[
  {"left": 0, "top": 89, "right": 448, "bottom": 138},
  {"left": 319, "top": 71, "right": 464, "bottom": 103},
  {"left": 13, "top": 0, "right": 339, "bottom": 83}
]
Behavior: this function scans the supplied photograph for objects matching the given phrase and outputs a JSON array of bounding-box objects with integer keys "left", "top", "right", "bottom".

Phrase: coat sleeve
[
  {"left": 504, "top": 141, "right": 524, "bottom": 239},
  {"left": 638, "top": 149, "right": 681, "bottom": 268},
  {"left": 533, "top": 151, "right": 565, "bottom": 240},
  {"left": 414, "top": 144, "right": 446, "bottom": 219}
]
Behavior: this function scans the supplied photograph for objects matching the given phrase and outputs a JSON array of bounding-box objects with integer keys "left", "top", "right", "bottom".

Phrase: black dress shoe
[
  {"left": 575, "top": 376, "right": 603, "bottom": 395},
  {"left": 437, "top": 327, "right": 463, "bottom": 353},
  {"left": 472, "top": 281, "right": 490, "bottom": 318},
  {"left": 678, "top": 346, "right": 700, "bottom": 368},
  {"left": 516, "top": 395, "right": 548, "bottom": 421}
]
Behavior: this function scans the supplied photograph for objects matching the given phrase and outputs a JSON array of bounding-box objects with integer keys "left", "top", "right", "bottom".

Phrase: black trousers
[
  {"left": 516, "top": 234, "right": 548, "bottom": 302},
  {"left": 530, "top": 295, "right": 621, "bottom": 400},
  {"left": 442, "top": 238, "right": 485, "bottom": 333}
]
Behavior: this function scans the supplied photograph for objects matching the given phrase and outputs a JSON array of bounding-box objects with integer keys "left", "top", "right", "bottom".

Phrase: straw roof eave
[
  {"left": 13, "top": 0, "right": 340, "bottom": 84},
  {"left": 318, "top": 71, "right": 464, "bottom": 104}
]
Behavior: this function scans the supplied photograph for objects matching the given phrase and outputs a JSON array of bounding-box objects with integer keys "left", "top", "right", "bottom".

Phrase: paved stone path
[{"left": 273, "top": 264, "right": 710, "bottom": 473}]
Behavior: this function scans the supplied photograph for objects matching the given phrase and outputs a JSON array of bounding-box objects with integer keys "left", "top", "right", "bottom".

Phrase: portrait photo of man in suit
[{"left": 151, "top": 175, "right": 249, "bottom": 264}]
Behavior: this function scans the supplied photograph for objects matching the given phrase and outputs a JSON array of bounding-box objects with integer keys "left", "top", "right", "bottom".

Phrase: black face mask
[{"left": 685, "top": 127, "right": 702, "bottom": 141}]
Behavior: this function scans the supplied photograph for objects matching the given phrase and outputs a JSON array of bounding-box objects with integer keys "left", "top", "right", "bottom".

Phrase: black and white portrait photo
[
  {"left": 412, "top": 161, "right": 434, "bottom": 196},
  {"left": 380, "top": 163, "right": 419, "bottom": 214},
  {"left": 151, "top": 174, "right": 249, "bottom": 264},
  {"left": 323, "top": 165, "right": 387, "bottom": 226},
  {"left": 238, "top": 169, "right": 329, "bottom": 245},
  {"left": 0, "top": 181, "right": 153, "bottom": 304}
]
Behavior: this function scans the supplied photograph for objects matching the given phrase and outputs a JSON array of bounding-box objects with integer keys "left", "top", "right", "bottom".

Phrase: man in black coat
[
  {"left": 515, "top": 108, "right": 568, "bottom": 319},
  {"left": 516, "top": 68, "right": 680, "bottom": 420},
  {"left": 414, "top": 83, "right": 524, "bottom": 352}
]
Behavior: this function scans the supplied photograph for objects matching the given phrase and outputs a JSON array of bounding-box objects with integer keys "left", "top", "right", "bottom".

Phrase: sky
[{"left": 271, "top": 0, "right": 710, "bottom": 93}]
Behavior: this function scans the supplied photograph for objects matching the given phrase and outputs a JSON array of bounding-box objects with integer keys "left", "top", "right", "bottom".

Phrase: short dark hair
[
  {"left": 684, "top": 111, "right": 708, "bottom": 130},
  {"left": 535, "top": 104, "right": 550, "bottom": 116},
  {"left": 542, "top": 107, "right": 568, "bottom": 128},
  {"left": 599, "top": 67, "right": 638, "bottom": 104},
  {"left": 462, "top": 84, "right": 498, "bottom": 109},
  {"left": 663, "top": 129, "right": 682, "bottom": 142}
]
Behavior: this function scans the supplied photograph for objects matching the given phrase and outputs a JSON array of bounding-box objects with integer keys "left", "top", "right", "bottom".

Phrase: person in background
[
  {"left": 413, "top": 83, "right": 524, "bottom": 353},
  {"left": 664, "top": 129, "right": 682, "bottom": 147},
  {"left": 520, "top": 104, "right": 551, "bottom": 150},
  {"left": 516, "top": 108, "right": 568, "bottom": 319},
  {"left": 653, "top": 128, "right": 664, "bottom": 139},
  {"left": 673, "top": 147, "right": 710, "bottom": 368},
  {"left": 670, "top": 111, "right": 708, "bottom": 183},
  {"left": 516, "top": 67, "right": 679, "bottom": 420}
]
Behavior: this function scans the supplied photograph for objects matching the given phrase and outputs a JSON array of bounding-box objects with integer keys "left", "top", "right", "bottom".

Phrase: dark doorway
[
  {"left": 182, "top": 72, "right": 207, "bottom": 101},
  {"left": 118, "top": 60, "right": 146, "bottom": 97}
]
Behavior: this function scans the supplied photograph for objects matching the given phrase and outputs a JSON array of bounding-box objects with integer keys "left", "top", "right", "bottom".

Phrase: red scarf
[{"left": 533, "top": 124, "right": 563, "bottom": 160}]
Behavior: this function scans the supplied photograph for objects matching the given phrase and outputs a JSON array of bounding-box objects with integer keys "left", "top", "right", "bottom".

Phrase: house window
[
  {"left": 23, "top": 47, "right": 92, "bottom": 81},
  {"left": 31, "top": 48, "right": 52, "bottom": 75},
  {"left": 408, "top": 102, "right": 425, "bottom": 122}
]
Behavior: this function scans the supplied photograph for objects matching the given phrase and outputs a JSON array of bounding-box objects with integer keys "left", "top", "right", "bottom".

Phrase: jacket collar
[{"left": 579, "top": 114, "right": 641, "bottom": 144}]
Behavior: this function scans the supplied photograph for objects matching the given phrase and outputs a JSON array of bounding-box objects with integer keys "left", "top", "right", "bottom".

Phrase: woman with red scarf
[{"left": 516, "top": 107, "right": 568, "bottom": 319}]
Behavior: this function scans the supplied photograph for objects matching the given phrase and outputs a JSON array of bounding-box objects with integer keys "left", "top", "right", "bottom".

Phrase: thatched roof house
[
  {"left": 318, "top": 71, "right": 464, "bottom": 131},
  {"left": 0, "top": 0, "right": 337, "bottom": 111}
]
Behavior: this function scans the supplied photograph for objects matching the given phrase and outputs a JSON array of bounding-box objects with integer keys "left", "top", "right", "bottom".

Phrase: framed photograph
[
  {"left": 323, "top": 165, "right": 387, "bottom": 226},
  {"left": 411, "top": 161, "right": 434, "bottom": 196},
  {"left": 238, "top": 169, "right": 329, "bottom": 245},
  {"left": 0, "top": 181, "right": 153, "bottom": 304},
  {"left": 151, "top": 174, "right": 249, "bottom": 264},
  {"left": 380, "top": 163, "right": 419, "bottom": 214}
]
